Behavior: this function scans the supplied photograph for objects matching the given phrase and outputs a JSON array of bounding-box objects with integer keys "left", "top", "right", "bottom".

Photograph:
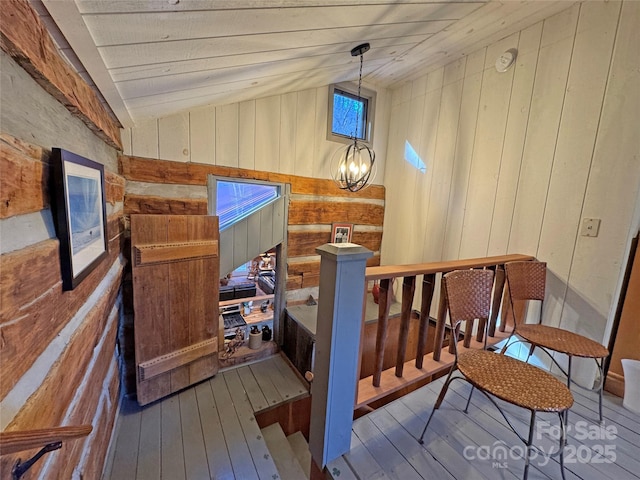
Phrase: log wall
[
  {"left": 120, "top": 155, "right": 385, "bottom": 302},
  {"left": 0, "top": 48, "right": 125, "bottom": 479}
]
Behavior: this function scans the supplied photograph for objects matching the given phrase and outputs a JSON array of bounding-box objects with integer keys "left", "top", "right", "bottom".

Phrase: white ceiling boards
[{"left": 42, "top": 0, "right": 575, "bottom": 126}]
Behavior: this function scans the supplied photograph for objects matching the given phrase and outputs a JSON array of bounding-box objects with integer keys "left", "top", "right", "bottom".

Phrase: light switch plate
[{"left": 581, "top": 218, "right": 601, "bottom": 237}]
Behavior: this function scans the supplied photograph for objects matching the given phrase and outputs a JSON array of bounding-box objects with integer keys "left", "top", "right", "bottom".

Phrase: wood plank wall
[
  {"left": 120, "top": 155, "right": 385, "bottom": 302},
  {"left": 120, "top": 85, "right": 390, "bottom": 187},
  {"left": 0, "top": 42, "right": 125, "bottom": 477},
  {"left": 382, "top": 1, "right": 640, "bottom": 384},
  {"left": 120, "top": 82, "right": 391, "bottom": 302}
]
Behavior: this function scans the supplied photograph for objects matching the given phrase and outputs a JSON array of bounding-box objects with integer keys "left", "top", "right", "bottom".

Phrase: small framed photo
[
  {"left": 331, "top": 223, "right": 353, "bottom": 244},
  {"left": 51, "top": 148, "right": 108, "bottom": 290}
]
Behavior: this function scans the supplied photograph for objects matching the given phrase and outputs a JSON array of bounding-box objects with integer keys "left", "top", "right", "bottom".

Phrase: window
[
  {"left": 327, "top": 82, "right": 376, "bottom": 145},
  {"left": 213, "top": 179, "right": 280, "bottom": 230}
]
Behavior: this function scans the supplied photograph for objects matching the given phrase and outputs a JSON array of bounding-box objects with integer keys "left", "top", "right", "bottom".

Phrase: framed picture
[
  {"left": 51, "top": 148, "right": 108, "bottom": 290},
  {"left": 331, "top": 223, "right": 353, "bottom": 244}
]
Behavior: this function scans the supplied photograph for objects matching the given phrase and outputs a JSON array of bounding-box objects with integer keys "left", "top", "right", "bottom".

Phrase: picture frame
[
  {"left": 331, "top": 223, "right": 353, "bottom": 244},
  {"left": 51, "top": 148, "right": 108, "bottom": 290}
]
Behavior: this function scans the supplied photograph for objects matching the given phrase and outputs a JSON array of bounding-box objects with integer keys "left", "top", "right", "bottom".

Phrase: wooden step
[
  {"left": 261, "top": 423, "right": 307, "bottom": 480},
  {"left": 286, "top": 431, "right": 311, "bottom": 479},
  {"left": 325, "top": 456, "right": 358, "bottom": 480}
]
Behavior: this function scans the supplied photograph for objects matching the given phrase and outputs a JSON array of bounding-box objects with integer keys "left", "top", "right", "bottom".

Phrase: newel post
[{"left": 309, "top": 243, "right": 372, "bottom": 469}]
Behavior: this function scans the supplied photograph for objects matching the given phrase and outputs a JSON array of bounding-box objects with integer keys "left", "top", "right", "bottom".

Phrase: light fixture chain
[
  {"left": 355, "top": 53, "right": 363, "bottom": 139},
  {"left": 331, "top": 42, "right": 375, "bottom": 192},
  {"left": 358, "top": 53, "right": 363, "bottom": 100}
]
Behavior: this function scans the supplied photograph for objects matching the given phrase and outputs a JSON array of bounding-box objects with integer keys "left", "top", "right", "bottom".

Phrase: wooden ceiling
[{"left": 39, "top": 0, "right": 575, "bottom": 127}]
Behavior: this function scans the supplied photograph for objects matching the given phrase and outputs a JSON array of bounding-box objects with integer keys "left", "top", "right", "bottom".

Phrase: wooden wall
[
  {"left": 382, "top": 0, "right": 640, "bottom": 385},
  {"left": 0, "top": 51, "right": 125, "bottom": 478},
  {"left": 120, "top": 84, "right": 391, "bottom": 186},
  {"left": 120, "top": 82, "right": 391, "bottom": 301},
  {"left": 120, "top": 155, "right": 384, "bottom": 303}
]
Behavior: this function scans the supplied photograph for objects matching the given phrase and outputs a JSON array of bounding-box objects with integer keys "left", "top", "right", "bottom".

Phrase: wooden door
[
  {"left": 131, "top": 214, "right": 219, "bottom": 405},
  {"left": 606, "top": 233, "right": 640, "bottom": 397}
]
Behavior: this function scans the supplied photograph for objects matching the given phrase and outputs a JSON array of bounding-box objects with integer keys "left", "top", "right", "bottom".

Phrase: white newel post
[{"left": 309, "top": 243, "right": 373, "bottom": 469}]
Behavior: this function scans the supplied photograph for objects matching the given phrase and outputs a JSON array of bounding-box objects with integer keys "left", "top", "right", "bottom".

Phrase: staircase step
[
  {"left": 326, "top": 456, "right": 358, "bottom": 480},
  {"left": 261, "top": 423, "right": 307, "bottom": 480},
  {"left": 286, "top": 431, "right": 311, "bottom": 479}
]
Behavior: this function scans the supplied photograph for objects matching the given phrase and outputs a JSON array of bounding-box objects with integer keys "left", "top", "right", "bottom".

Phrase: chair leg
[
  {"left": 525, "top": 343, "right": 536, "bottom": 363},
  {"left": 418, "top": 369, "right": 455, "bottom": 444},
  {"left": 597, "top": 358, "right": 604, "bottom": 423},
  {"left": 558, "top": 411, "right": 567, "bottom": 480},
  {"left": 500, "top": 333, "right": 515, "bottom": 354},
  {"left": 565, "top": 356, "right": 572, "bottom": 426},
  {"left": 523, "top": 410, "right": 535, "bottom": 480},
  {"left": 464, "top": 386, "right": 474, "bottom": 414}
]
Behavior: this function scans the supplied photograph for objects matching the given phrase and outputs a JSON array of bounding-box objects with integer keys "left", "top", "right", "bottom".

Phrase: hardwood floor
[
  {"left": 104, "top": 350, "right": 640, "bottom": 479},
  {"left": 331, "top": 372, "right": 640, "bottom": 479},
  {"left": 102, "top": 354, "right": 308, "bottom": 479}
]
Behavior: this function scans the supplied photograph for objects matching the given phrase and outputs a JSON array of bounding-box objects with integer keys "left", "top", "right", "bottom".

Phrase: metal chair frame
[
  {"left": 501, "top": 261, "right": 608, "bottom": 423},
  {"left": 417, "top": 269, "right": 570, "bottom": 480}
]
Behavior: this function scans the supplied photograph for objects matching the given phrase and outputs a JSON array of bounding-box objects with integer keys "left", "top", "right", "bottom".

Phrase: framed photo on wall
[
  {"left": 331, "top": 223, "right": 353, "bottom": 244},
  {"left": 51, "top": 148, "right": 108, "bottom": 290}
]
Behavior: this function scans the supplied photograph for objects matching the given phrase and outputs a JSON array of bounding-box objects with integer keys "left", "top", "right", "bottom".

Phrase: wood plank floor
[
  {"left": 103, "top": 354, "right": 308, "bottom": 480},
  {"left": 332, "top": 370, "right": 640, "bottom": 480}
]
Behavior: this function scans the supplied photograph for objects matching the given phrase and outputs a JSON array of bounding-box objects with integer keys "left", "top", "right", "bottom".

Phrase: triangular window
[{"left": 213, "top": 179, "right": 280, "bottom": 230}]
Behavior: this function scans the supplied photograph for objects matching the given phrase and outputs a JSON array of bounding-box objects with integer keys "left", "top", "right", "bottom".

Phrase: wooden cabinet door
[{"left": 131, "top": 214, "right": 219, "bottom": 405}]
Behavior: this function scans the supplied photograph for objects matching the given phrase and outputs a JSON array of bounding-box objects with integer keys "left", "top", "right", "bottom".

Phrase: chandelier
[{"left": 330, "top": 43, "right": 376, "bottom": 192}]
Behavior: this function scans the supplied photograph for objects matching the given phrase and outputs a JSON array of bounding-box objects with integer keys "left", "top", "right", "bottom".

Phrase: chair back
[
  {"left": 504, "top": 260, "right": 546, "bottom": 327},
  {"left": 443, "top": 269, "right": 494, "bottom": 348},
  {"left": 505, "top": 261, "right": 546, "bottom": 301}
]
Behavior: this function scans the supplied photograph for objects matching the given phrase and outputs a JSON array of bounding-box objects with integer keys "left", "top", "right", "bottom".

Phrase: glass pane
[
  {"left": 216, "top": 181, "right": 279, "bottom": 230},
  {"left": 332, "top": 90, "right": 366, "bottom": 140}
]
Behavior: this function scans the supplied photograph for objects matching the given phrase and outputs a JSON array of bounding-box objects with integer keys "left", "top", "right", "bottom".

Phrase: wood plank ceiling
[{"left": 38, "top": 0, "right": 575, "bottom": 127}]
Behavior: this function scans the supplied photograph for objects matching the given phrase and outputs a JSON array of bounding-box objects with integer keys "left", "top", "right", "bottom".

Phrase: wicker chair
[
  {"left": 418, "top": 269, "right": 573, "bottom": 480},
  {"left": 502, "top": 261, "right": 609, "bottom": 422}
]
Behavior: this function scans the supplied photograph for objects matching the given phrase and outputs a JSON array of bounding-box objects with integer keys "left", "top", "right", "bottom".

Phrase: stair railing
[
  {"left": 0, "top": 425, "right": 92, "bottom": 479},
  {"left": 364, "top": 254, "right": 534, "bottom": 388}
]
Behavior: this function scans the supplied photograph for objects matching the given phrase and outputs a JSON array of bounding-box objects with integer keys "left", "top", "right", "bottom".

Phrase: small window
[
  {"left": 327, "top": 83, "right": 376, "bottom": 145},
  {"left": 214, "top": 179, "right": 280, "bottom": 230}
]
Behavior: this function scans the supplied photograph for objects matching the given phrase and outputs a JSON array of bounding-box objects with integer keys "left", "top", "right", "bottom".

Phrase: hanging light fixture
[{"left": 330, "top": 42, "right": 376, "bottom": 192}]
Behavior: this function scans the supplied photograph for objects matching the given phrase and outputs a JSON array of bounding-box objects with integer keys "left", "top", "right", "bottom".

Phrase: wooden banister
[
  {"left": 486, "top": 264, "right": 506, "bottom": 338},
  {"left": 372, "top": 278, "right": 392, "bottom": 387},
  {"left": 365, "top": 254, "right": 534, "bottom": 281},
  {"left": 415, "top": 274, "right": 436, "bottom": 369},
  {"left": 0, "top": 425, "right": 92, "bottom": 455},
  {"left": 364, "top": 254, "right": 534, "bottom": 380},
  {"left": 395, "top": 276, "right": 415, "bottom": 378},
  {"left": 433, "top": 285, "right": 450, "bottom": 361}
]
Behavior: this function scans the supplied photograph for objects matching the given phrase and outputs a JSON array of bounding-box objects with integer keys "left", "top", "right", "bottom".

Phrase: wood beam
[
  {"left": 133, "top": 240, "right": 218, "bottom": 266},
  {"left": 119, "top": 154, "right": 385, "bottom": 199},
  {"left": 0, "top": 0, "right": 122, "bottom": 150},
  {"left": 0, "top": 425, "right": 92, "bottom": 455}
]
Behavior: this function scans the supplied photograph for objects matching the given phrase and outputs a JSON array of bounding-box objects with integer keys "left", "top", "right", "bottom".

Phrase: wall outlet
[{"left": 581, "top": 218, "right": 601, "bottom": 237}]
